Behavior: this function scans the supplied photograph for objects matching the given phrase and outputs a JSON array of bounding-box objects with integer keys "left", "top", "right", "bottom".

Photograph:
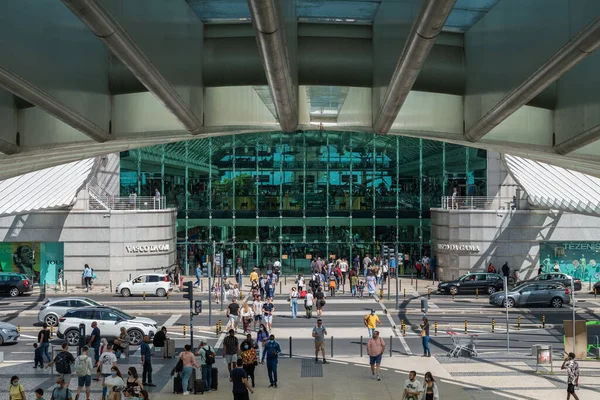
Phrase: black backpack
[
  {"left": 204, "top": 346, "right": 215, "bottom": 365},
  {"left": 55, "top": 352, "right": 71, "bottom": 374}
]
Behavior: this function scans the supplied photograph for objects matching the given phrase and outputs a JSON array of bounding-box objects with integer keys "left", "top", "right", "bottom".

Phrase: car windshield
[
  {"left": 85, "top": 298, "right": 102, "bottom": 306},
  {"left": 458, "top": 274, "right": 471, "bottom": 281},
  {"left": 111, "top": 308, "right": 134, "bottom": 320}
]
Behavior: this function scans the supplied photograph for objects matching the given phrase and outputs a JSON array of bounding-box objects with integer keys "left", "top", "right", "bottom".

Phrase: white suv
[
  {"left": 57, "top": 306, "right": 157, "bottom": 346},
  {"left": 116, "top": 273, "right": 173, "bottom": 297}
]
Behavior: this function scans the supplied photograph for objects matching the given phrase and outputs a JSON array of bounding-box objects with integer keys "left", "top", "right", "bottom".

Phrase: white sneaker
[
  {"left": 183, "top": 391, "right": 190, "bottom": 395},
  {"left": 377, "top": 375, "right": 381, "bottom": 381},
  {"left": 372, "top": 373, "right": 376, "bottom": 379}
]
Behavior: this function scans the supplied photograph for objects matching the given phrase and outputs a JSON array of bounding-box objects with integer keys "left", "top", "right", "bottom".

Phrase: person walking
[
  {"left": 236, "top": 265, "right": 244, "bottom": 289},
  {"left": 422, "top": 372, "right": 439, "bottom": 400},
  {"left": 367, "top": 330, "right": 385, "bottom": 381},
  {"left": 315, "top": 287, "right": 326, "bottom": 317},
  {"left": 46, "top": 342, "right": 75, "bottom": 387},
  {"left": 251, "top": 296, "right": 263, "bottom": 331},
  {"left": 102, "top": 367, "right": 124, "bottom": 400},
  {"left": 240, "top": 302, "right": 254, "bottom": 334},
  {"left": 226, "top": 298, "right": 240, "bottom": 332},
  {"left": 260, "top": 334, "right": 281, "bottom": 388},
  {"left": 73, "top": 346, "right": 94, "bottom": 400},
  {"left": 37, "top": 324, "right": 51, "bottom": 364},
  {"left": 554, "top": 261, "right": 561, "bottom": 273},
  {"left": 58, "top": 269, "right": 64, "bottom": 292},
  {"left": 256, "top": 324, "right": 269, "bottom": 362},
  {"left": 364, "top": 309, "right": 382, "bottom": 338},
  {"left": 297, "top": 273, "right": 304, "bottom": 294},
  {"left": 178, "top": 345, "right": 200, "bottom": 396},
  {"left": 114, "top": 328, "right": 129, "bottom": 359},
  {"left": 289, "top": 287, "right": 299, "bottom": 319},
  {"left": 240, "top": 341, "right": 258, "bottom": 388},
  {"left": 230, "top": 359, "right": 254, "bottom": 399},
  {"left": 196, "top": 339, "right": 215, "bottom": 393},
  {"left": 195, "top": 265, "right": 201, "bottom": 287},
  {"left": 123, "top": 367, "right": 144, "bottom": 399},
  {"left": 250, "top": 268, "right": 259, "bottom": 285},
  {"left": 140, "top": 336, "right": 155, "bottom": 387},
  {"left": 97, "top": 343, "right": 118, "bottom": 399},
  {"left": 304, "top": 289, "right": 314, "bottom": 319},
  {"left": 9, "top": 376, "right": 25, "bottom": 400},
  {"left": 223, "top": 329, "right": 239, "bottom": 373},
  {"left": 82, "top": 265, "right": 92, "bottom": 292},
  {"left": 561, "top": 352, "right": 580, "bottom": 400},
  {"left": 87, "top": 322, "right": 101, "bottom": 367},
  {"left": 420, "top": 317, "right": 431, "bottom": 357},
  {"left": 50, "top": 378, "right": 73, "bottom": 400},
  {"left": 350, "top": 273, "right": 358, "bottom": 297},
  {"left": 262, "top": 297, "right": 275, "bottom": 331},
  {"left": 366, "top": 272, "right": 376, "bottom": 297},
  {"left": 402, "top": 371, "right": 423, "bottom": 400},
  {"left": 312, "top": 319, "right": 328, "bottom": 364},
  {"left": 340, "top": 258, "right": 348, "bottom": 288}
]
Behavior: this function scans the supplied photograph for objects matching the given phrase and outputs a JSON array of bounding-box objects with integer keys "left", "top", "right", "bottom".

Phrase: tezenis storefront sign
[
  {"left": 126, "top": 244, "right": 170, "bottom": 253},
  {"left": 437, "top": 243, "right": 481, "bottom": 253}
]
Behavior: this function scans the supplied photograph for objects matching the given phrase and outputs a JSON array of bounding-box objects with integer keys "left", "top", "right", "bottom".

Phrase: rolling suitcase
[
  {"left": 165, "top": 338, "right": 175, "bottom": 358},
  {"left": 194, "top": 378, "right": 206, "bottom": 394},
  {"left": 173, "top": 374, "right": 184, "bottom": 394},
  {"left": 211, "top": 367, "right": 219, "bottom": 390}
]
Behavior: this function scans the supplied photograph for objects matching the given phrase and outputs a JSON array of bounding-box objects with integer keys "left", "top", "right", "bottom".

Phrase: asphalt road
[{"left": 1, "top": 288, "right": 599, "bottom": 362}]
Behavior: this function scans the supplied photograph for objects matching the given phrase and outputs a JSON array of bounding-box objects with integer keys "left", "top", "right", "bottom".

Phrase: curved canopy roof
[
  {"left": 504, "top": 154, "right": 600, "bottom": 215},
  {"left": 0, "top": 158, "right": 95, "bottom": 215}
]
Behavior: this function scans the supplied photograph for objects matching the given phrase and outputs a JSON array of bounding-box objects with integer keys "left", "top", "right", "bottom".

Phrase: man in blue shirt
[
  {"left": 86, "top": 321, "right": 101, "bottom": 366},
  {"left": 195, "top": 265, "right": 202, "bottom": 287},
  {"left": 260, "top": 334, "right": 281, "bottom": 388},
  {"left": 140, "top": 335, "right": 155, "bottom": 386}
]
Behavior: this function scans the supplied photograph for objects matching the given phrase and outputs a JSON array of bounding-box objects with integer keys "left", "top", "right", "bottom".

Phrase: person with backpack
[
  {"left": 196, "top": 339, "right": 215, "bottom": 392},
  {"left": 73, "top": 346, "right": 94, "bottom": 400},
  {"left": 50, "top": 378, "right": 72, "bottom": 400},
  {"left": 46, "top": 343, "right": 75, "bottom": 387}
]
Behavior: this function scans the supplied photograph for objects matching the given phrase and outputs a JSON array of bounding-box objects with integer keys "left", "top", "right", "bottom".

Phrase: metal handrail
[{"left": 440, "top": 196, "right": 516, "bottom": 211}]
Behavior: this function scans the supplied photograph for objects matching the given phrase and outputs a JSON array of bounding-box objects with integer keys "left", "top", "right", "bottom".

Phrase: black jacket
[{"left": 153, "top": 330, "right": 166, "bottom": 347}]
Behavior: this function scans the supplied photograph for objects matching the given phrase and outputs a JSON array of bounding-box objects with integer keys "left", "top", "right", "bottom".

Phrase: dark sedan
[
  {"left": 524, "top": 273, "right": 582, "bottom": 291},
  {"left": 438, "top": 272, "right": 505, "bottom": 295},
  {"left": 0, "top": 272, "right": 33, "bottom": 297}
]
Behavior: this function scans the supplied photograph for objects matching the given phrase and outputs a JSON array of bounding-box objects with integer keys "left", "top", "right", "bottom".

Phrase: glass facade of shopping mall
[{"left": 120, "top": 131, "right": 486, "bottom": 274}]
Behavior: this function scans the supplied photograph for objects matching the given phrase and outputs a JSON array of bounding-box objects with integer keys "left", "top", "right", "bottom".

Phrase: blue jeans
[
  {"left": 266, "top": 359, "right": 278, "bottom": 384},
  {"left": 201, "top": 364, "right": 212, "bottom": 391},
  {"left": 92, "top": 344, "right": 100, "bottom": 364},
  {"left": 181, "top": 366, "right": 193, "bottom": 392},
  {"left": 39, "top": 342, "right": 51, "bottom": 363},
  {"left": 195, "top": 275, "right": 201, "bottom": 286},
  {"left": 291, "top": 298, "right": 298, "bottom": 319},
  {"left": 351, "top": 286, "right": 356, "bottom": 297},
  {"left": 422, "top": 335, "right": 431, "bottom": 356},
  {"left": 368, "top": 328, "right": 375, "bottom": 338}
]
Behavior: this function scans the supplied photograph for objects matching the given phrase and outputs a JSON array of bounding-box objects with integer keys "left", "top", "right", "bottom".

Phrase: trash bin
[
  {"left": 421, "top": 298, "right": 428, "bottom": 313},
  {"left": 531, "top": 344, "right": 540, "bottom": 356}
]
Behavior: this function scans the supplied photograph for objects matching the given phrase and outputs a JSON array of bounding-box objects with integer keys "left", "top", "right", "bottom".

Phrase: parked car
[
  {"left": 0, "top": 272, "right": 33, "bottom": 297},
  {"left": 593, "top": 280, "right": 600, "bottom": 293},
  {"left": 57, "top": 306, "right": 157, "bottom": 346},
  {"left": 524, "top": 273, "right": 582, "bottom": 291},
  {"left": 489, "top": 282, "right": 570, "bottom": 308},
  {"left": 437, "top": 272, "right": 504, "bottom": 295},
  {"left": 0, "top": 322, "right": 19, "bottom": 345},
  {"left": 115, "top": 273, "right": 173, "bottom": 297},
  {"left": 38, "top": 297, "right": 103, "bottom": 327}
]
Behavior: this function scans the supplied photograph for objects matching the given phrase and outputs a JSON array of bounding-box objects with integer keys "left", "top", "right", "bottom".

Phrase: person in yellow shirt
[
  {"left": 364, "top": 309, "right": 382, "bottom": 338},
  {"left": 250, "top": 268, "right": 259, "bottom": 284}
]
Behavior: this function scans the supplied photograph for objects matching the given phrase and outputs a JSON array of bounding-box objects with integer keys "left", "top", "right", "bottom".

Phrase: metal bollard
[
  {"left": 492, "top": 319, "right": 495, "bottom": 333},
  {"left": 109, "top": 280, "right": 112, "bottom": 293},
  {"left": 65, "top": 280, "right": 68, "bottom": 293},
  {"left": 464, "top": 320, "right": 468, "bottom": 334},
  {"left": 434, "top": 321, "right": 438, "bottom": 336},
  {"left": 517, "top": 316, "right": 521, "bottom": 330},
  {"left": 411, "top": 273, "right": 413, "bottom": 285},
  {"left": 379, "top": 288, "right": 383, "bottom": 299},
  {"left": 428, "top": 288, "right": 431, "bottom": 300},
  {"left": 201, "top": 279, "right": 203, "bottom": 292},
  {"left": 404, "top": 288, "right": 406, "bottom": 299},
  {"left": 280, "top": 281, "right": 282, "bottom": 294},
  {"left": 240, "top": 291, "right": 243, "bottom": 300},
  {"left": 215, "top": 324, "right": 219, "bottom": 337},
  {"left": 360, "top": 336, "right": 363, "bottom": 357},
  {"left": 389, "top": 336, "right": 393, "bottom": 357},
  {"left": 183, "top": 325, "right": 187, "bottom": 337},
  {"left": 476, "top": 288, "right": 479, "bottom": 299},
  {"left": 289, "top": 336, "right": 292, "bottom": 358},
  {"left": 452, "top": 292, "right": 455, "bottom": 300},
  {"left": 17, "top": 325, "right": 20, "bottom": 333},
  {"left": 331, "top": 336, "right": 334, "bottom": 358},
  {"left": 285, "top": 275, "right": 287, "bottom": 285},
  {"left": 143, "top": 292, "right": 146, "bottom": 301},
  {"left": 595, "top": 288, "right": 597, "bottom": 299},
  {"left": 50, "top": 326, "right": 54, "bottom": 338},
  {"left": 416, "top": 279, "right": 418, "bottom": 291},
  {"left": 542, "top": 315, "right": 545, "bottom": 329}
]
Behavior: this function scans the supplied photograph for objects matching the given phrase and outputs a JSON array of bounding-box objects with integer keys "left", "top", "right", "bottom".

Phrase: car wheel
[
  {"left": 121, "top": 288, "right": 131, "bottom": 297},
  {"left": 127, "top": 329, "right": 144, "bottom": 346},
  {"left": 551, "top": 297, "right": 563, "bottom": 308},
  {"left": 156, "top": 288, "right": 166, "bottom": 297},
  {"left": 487, "top": 286, "right": 497, "bottom": 295},
  {"left": 44, "top": 314, "right": 59, "bottom": 327},
  {"left": 9, "top": 287, "right": 20, "bottom": 297},
  {"left": 65, "top": 329, "right": 80, "bottom": 346},
  {"left": 503, "top": 298, "right": 515, "bottom": 308},
  {"left": 449, "top": 286, "right": 458, "bottom": 295}
]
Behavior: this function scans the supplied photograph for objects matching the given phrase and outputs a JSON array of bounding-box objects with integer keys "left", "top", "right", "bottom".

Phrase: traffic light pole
[
  {"left": 209, "top": 241, "right": 215, "bottom": 327},
  {"left": 183, "top": 281, "right": 194, "bottom": 348}
]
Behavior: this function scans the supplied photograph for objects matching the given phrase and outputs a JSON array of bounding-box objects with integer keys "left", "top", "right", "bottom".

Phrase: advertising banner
[
  {"left": 540, "top": 242, "right": 600, "bottom": 282},
  {"left": 0, "top": 242, "right": 64, "bottom": 284}
]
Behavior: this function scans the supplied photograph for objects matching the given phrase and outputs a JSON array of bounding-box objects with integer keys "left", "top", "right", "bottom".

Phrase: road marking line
[
  {"left": 163, "top": 314, "right": 181, "bottom": 328},
  {"left": 374, "top": 295, "right": 411, "bottom": 355},
  {"left": 18, "top": 334, "right": 38, "bottom": 339}
]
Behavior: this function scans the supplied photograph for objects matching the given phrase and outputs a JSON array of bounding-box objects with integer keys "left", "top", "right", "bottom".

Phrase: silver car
[
  {"left": 0, "top": 322, "right": 19, "bottom": 345},
  {"left": 38, "top": 297, "right": 103, "bottom": 327},
  {"left": 489, "top": 282, "right": 571, "bottom": 308}
]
